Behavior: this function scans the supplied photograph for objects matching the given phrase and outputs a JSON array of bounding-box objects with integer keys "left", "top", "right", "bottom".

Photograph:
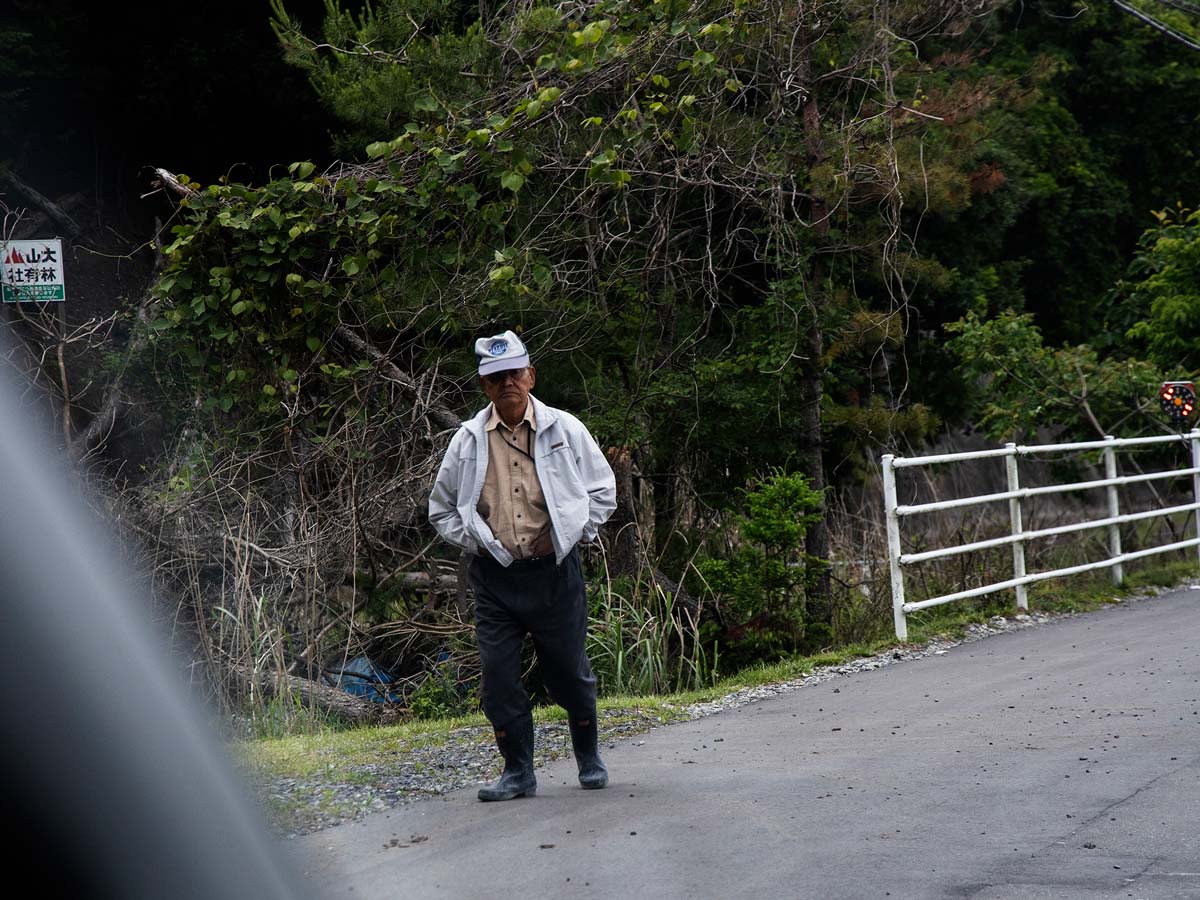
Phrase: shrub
[
  {"left": 408, "top": 659, "right": 476, "bottom": 720},
  {"left": 695, "top": 470, "right": 825, "bottom": 666}
]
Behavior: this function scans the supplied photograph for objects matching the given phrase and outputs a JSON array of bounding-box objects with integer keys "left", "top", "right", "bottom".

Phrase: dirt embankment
[{"left": 3, "top": 177, "right": 167, "bottom": 475}]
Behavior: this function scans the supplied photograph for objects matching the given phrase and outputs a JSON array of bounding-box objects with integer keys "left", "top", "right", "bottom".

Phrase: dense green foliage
[
  {"left": 695, "top": 471, "right": 825, "bottom": 664},
  {"left": 158, "top": 0, "right": 997, "bottom": 495},
  {"left": 73, "top": 0, "right": 1200, "bottom": 714},
  {"left": 946, "top": 311, "right": 1164, "bottom": 441},
  {"left": 936, "top": 39, "right": 1200, "bottom": 441},
  {"left": 903, "top": 1, "right": 1200, "bottom": 420},
  {"left": 1123, "top": 207, "right": 1200, "bottom": 371}
]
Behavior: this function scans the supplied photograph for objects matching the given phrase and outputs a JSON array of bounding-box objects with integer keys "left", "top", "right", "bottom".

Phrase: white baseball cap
[{"left": 474, "top": 329, "right": 530, "bottom": 376}]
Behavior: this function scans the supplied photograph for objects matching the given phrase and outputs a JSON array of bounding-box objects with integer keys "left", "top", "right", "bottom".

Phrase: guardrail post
[
  {"left": 1005, "top": 443, "right": 1028, "bottom": 611},
  {"left": 1192, "top": 430, "right": 1200, "bottom": 570},
  {"left": 881, "top": 453, "right": 907, "bottom": 640},
  {"left": 1103, "top": 435, "right": 1123, "bottom": 584}
]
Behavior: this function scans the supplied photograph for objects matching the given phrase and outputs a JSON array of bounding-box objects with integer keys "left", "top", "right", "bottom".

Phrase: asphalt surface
[{"left": 289, "top": 588, "right": 1200, "bottom": 899}]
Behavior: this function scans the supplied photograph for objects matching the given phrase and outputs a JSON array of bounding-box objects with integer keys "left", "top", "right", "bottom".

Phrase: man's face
[{"left": 480, "top": 365, "right": 536, "bottom": 413}]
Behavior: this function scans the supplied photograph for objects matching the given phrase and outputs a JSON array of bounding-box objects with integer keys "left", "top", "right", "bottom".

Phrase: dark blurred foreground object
[{"left": 0, "top": 341, "right": 310, "bottom": 899}]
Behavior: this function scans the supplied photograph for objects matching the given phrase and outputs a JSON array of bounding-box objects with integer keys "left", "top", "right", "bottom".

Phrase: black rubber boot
[
  {"left": 568, "top": 713, "right": 608, "bottom": 790},
  {"left": 478, "top": 714, "right": 537, "bottom": 802}
]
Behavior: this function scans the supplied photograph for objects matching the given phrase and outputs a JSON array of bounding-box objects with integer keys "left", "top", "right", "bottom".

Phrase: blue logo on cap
[{"left": 489, "top": 339, "right": 509, "bottom": 356}]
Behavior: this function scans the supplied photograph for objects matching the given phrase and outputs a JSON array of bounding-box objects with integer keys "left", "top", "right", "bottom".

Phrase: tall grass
[
  {"left": 587, "top": 565, "right": 717, "bottom": 696},
  {"left": 210, "top": 587, "right": 335, "bottom": 738}
]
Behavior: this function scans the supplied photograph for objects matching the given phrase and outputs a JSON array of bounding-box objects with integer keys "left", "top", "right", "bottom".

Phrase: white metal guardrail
[{"left": 882, "top": 431, "right": 1200, "bottom": 640}]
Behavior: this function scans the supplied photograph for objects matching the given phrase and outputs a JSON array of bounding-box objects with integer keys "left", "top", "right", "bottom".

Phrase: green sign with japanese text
[{"left": 2, "top": 239, "right": 65, "bottom": 302}]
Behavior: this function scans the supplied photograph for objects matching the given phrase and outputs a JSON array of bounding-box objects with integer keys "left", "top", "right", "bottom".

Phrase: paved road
[{"left": 290, "top": 588, "right": 1200, "bottom": 899}]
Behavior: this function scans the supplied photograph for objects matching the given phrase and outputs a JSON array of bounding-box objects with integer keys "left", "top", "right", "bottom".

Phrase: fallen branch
[
  {"left": 333, "top": 325, "right": 462, "bottom": 432},
  {"left": 230, "top": 664, "right": 407, "bottom": 726},
  {"left": 150, "top": 167, "right": 199, "bottom": 199},
  {"left": 392, "top": 572, "right": 462, "bottom": 592},
  {"left": 0, "top": 167, "right": 82, "bottom": 237}
]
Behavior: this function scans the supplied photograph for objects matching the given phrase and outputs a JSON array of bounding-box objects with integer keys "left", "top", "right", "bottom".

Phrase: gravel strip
[
  {"left": 251, "top": 582, "right": 1194, "bottom": 837},
  {"left": 256, "top": 715, "right": 674, "bottom": 837}
]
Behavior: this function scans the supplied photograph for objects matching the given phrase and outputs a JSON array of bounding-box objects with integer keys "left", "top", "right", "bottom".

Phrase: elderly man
[{"left": 428, "top": 330, "right": 617, "bottom": 801}]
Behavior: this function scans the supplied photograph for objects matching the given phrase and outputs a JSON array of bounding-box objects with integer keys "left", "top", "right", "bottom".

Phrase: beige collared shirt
[{"left": 476, "top": 401, "right": 552, "bottom": 559}]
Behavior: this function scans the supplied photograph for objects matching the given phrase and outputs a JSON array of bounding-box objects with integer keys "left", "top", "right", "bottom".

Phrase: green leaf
[
  {"left": 231, "top": 300, "right": 249, "bottom": 315},
  {"left": 342, "top": 257, "right": 361, "bottom": 275},
  {"left": 262, "top": 384, "right": 277, "bottom": 396},
  {"left": 365, "top": 142, "right": 390, "bottom": 159},
  {"left": 458, "top": 184, "right": 481, "bottom": 209},
  {"left": 306, "top": 336, "right": 322, "bottom": 353},
  {"left": 489, "top": 265, "right": 516, "bottom": 282},
  {"left": 500, "top": 171, "right": 525, "bottom": 192}
]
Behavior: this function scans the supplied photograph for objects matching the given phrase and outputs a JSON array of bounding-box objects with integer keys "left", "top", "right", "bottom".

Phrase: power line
[
  {"left": 1153, "top": 0, "right": 1200, "bottom": 18},
  {"left": 1110, "top": 0, "right": 1200, "bottom": 52}
]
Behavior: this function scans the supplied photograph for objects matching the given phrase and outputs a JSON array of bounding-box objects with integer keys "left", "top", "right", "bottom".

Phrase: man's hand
[{"left": 530, "top": 528, "right": 554, "bottom": 558}]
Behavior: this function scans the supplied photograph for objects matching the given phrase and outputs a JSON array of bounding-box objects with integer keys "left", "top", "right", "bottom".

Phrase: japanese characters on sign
[{"left": 1, "top": 239, "right": 66, "bottom": 303}]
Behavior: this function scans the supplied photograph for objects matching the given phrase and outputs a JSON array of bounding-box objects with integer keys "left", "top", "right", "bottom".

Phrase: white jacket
[{"left": 428, "top": 395, "right": 617, "bottom": 566}]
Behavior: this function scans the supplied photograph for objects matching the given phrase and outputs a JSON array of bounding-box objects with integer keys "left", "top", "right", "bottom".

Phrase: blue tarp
[{"left": 321, "top": 655, "right": 404, "bottom": 704}]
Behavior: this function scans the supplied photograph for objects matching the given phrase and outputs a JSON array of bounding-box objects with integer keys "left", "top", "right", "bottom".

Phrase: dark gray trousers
[{"left": 469, "top": 548, "right": 597, "bottom": 729}]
